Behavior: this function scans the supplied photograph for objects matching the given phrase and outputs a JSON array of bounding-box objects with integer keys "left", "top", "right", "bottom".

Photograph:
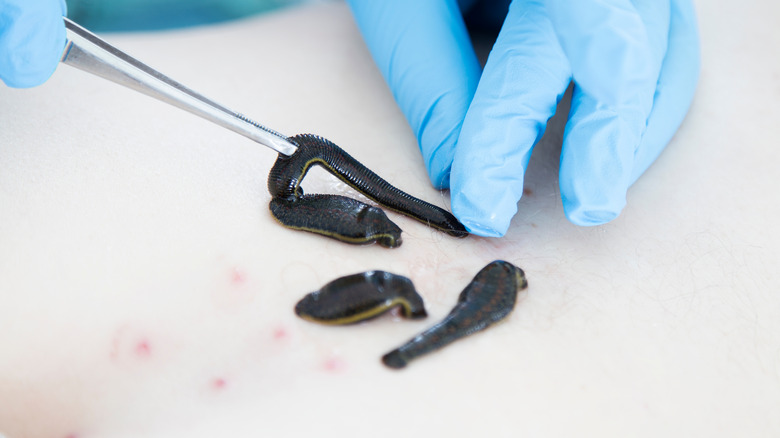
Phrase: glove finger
[
  {"left": 631, "top": 0, "right": 700, "bottom": 182},
  {"left": 630, "top": 0, "right": 671, "bottom": 62},
  {"left": 450, "top": 0, "right": 571, "bottom": 237},
  {"left": 559, "top": 88, "right": 638, "bottom": 225},
  {"left": 546, "top": 0, "right": 664, "bottom": 113},
  {"left": 0, "top": 0, "right": 67, "bottom": 88},
  {"left": 346, "top": 0, "right": 481, "bottom": 189},
  {"left": 550, "top": 1, "right": 666, "bottom": 225}
]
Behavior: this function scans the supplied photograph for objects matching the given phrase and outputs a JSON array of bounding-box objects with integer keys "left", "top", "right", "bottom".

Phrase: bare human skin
[{"left": 1, "top": 2, "right": 779, "bottom": 437}]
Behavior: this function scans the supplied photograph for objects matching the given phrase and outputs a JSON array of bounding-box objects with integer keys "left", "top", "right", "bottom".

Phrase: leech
[
  {"left": 295, "top": 271, "right": 427, "bottom": 325},
  {"left": 268, "top": 134, "right": 468, "bottom": 246},
  {"left": 270, "top": 194, "right": 403, "bottom": 248},
  {"left": 382, "top": 260, "right": 527, "bottom": 369}
]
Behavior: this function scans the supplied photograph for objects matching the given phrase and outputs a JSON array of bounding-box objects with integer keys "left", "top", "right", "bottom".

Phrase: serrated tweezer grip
[{"left": 60, "top": 17, "right": 297, "bottom": 156}]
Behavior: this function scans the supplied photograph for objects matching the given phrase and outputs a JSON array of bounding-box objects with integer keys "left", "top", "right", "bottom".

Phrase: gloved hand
[
  {"left": 0, "top": 0, "right": 67, "bottom": 88},
  {"left": 347, "top": 0, "right": 700, "bottom": 236}
]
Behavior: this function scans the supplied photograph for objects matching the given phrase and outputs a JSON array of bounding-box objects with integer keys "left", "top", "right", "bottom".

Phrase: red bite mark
[
  {"left": 108, "top": 324, "right": 160, "bottom": 364},
  {"left": 212, "top": 377, "right": 227, "bottom": 390},
  {"left": 272, "top": 327, "right": 288, "bottom": 340},
  {"left": 135, "top": 339, "right": 152, "bottom": 358},
  {"left": 323, "top": 357, "right": 346, "bottom": 373},
  {"left": 230, "top": 267, "right": 246, "bottom": 285}
]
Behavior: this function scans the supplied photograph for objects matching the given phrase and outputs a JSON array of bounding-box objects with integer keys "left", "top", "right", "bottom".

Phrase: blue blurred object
[
  {"left": 347, "top": 0, "right": 700, "bottom": 236},
  {"left": 0, "top": 0, "right": 67, "bottom": 88},
  {"left": 0, "top": 0, "right": 304, "bottom": 87},
  {"left": 64, "top": 0, "right": 302, "bottom": 32}
]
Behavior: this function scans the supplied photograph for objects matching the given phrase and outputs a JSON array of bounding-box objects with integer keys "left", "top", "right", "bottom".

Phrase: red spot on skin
[
  {"left": 272, "top": 327, "right": 288, "bottom": 340},
  {"left": 230, "top": 267, "right": 246, "bottom": 285},
  {"left": 135, "top": 339, "right": 151, "bottom": 358},
  {"left": 64, "top": 434, "right": 78, "bottom": 438},
  {"left": 323, "top": 357, "right": 346, "bottom": 373},
  {"left": 523, "top": 187, "right": 533, "bottom": 197},
  {"left": 212, "top": 378, "right": 227, "bottom": 390},
  {"left": 109, "top": 325, "right": 160, "bottom": 364}
]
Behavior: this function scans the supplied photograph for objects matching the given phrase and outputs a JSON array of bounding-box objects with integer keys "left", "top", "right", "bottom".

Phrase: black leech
[
  {"left": 382, "top": 260, "right": 527, "bottom": 369},
  {"left": 268, "top": 134, "right": 468, "bottom": 246},
  {"left": 269, "top": 194, "right": 402, "bottom": 248},
  {"left": 295, "top": 271, "right": 427, "bottom": 325}
]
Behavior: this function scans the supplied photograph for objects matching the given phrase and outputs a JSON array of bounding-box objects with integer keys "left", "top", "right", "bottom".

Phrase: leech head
[{"left": 381, "top": 350, "right": 408, "bottom": 369}]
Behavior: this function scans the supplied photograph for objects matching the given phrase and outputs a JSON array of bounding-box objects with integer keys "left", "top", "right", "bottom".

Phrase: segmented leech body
[
  {"left": 268, "top": 134, "right": 468, "bottom": 246},
  {"left": 295, "top": 271, "right": 427, "bottom": 325},
  {"left": 269, "top": 194, "right": 403, "bottom": 248},
  {"left": 382, "top": 260, "right": 527, "bottom": 369}
]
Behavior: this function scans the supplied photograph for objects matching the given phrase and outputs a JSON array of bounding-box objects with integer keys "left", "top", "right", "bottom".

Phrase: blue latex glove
[
  {"left": 347, "top": 0, "right": 700, "bottom": 236},
  {"left": 0, "top": 0, "right": 67, "bottom": 88}
]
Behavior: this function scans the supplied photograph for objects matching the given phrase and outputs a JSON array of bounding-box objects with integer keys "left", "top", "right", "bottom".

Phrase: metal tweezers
[{"left": 60, "top": 17, "right": 298, "bottom": 156}]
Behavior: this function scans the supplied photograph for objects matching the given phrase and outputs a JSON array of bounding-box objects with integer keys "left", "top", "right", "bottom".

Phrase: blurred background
[
  {"left": 64, "top": 0, "right": 313, "bottom": 31},
  {"left": 63, "top": 0, "right": 511, "bottom": 33}
]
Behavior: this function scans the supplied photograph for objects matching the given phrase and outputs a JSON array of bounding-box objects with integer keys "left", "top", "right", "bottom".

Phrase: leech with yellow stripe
[
  {"left": 295, "top": 271, "right": 427, "bottom": 324},
  {"left": 293, "top": 261, "right": 528, "bottom": 369},
  {"left": 267, "top": 134, "right": 468, "bottom": 247}
]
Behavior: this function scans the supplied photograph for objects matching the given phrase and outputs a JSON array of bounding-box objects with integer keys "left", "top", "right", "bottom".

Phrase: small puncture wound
[
  {"left": 295, "top": 271, "right": 427, "bottom": 325},
  {"left": 382, "top": 260, "right": 527, "bottom": 369},
  {"left": 268, "top": 134, "right": 468, "bottom": 247}
]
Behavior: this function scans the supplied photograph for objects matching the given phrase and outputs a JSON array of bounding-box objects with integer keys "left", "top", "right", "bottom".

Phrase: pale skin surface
[{"left": 0, "top": 1, "right": 778, "bottom": 437}]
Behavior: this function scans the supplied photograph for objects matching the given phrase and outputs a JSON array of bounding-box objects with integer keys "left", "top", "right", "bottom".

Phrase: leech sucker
[
  {"left": 295, "top": 271, "right": 427, "bottom": 325},
  {"left": 381, "top": 260, "right": 527, "bottom": 369},
  {"left": 267, "top": 134, "right": 468, "bottom": 245}
]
